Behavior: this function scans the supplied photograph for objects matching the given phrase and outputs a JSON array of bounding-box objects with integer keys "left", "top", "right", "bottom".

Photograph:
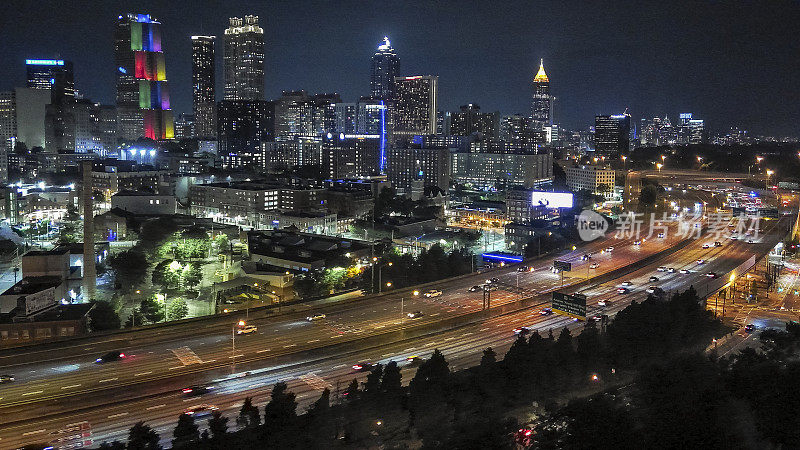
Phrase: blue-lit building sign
[
  {"left": 26, "top": 59, "right": 65, "bottom": 66},
  {"left": 482, "top": 252, "right": 523, "bottom": 263},
  {"left": 379, "top": 100, "right": 386, "bottom": 173}
]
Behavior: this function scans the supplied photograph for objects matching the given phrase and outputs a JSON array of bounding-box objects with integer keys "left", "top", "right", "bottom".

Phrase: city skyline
[{"left": 2, "top": 1, "right": 799, "bottom": 136}]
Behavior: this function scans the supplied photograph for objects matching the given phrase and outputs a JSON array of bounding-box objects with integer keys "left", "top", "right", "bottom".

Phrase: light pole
[
  {"left": 379, "top": 261, "right": 392, "bottom": 293},
  {"left": 232, "top": 319, "right": 245, "bottom": 373},
  {"left": 766, "top": 169, "right": 774, "bottom": 190},
  {"left": 621, "top": 155, "right": 627, "bottom": 170}
]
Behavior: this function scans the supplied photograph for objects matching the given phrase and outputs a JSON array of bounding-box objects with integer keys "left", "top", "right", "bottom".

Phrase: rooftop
[{"left": 1, "top": 276, "right": 63, "bottom": 296}]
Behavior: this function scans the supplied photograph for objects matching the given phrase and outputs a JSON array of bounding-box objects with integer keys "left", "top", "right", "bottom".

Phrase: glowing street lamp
[{"left": 656, "top": 163, "right": 663, "bottom": 172}]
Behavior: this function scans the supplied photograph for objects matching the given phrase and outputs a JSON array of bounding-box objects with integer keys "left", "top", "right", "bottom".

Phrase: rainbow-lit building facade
[{"left": 114, "top": 13, "right": 174, "bottom": 141}]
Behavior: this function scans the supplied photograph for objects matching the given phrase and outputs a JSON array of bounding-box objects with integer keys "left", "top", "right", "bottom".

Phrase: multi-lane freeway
[{"left": 0, "top": 217, "right": 787, "bottom": 448}]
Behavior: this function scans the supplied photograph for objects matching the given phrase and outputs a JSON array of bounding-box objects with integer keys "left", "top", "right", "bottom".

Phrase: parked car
[{"left": 589, "top": 263, "right": 600, "bottom": 269}]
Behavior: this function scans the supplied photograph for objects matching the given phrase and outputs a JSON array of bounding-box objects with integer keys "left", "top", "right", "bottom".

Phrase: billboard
[
  {"left": 531, "top": 192, "right": 573, "bottom": 209},
  {"left": 553, "top": 260, "right": 572, "bottom": 272},
  {"left": 552, "top": 292, "right": 587, "bottom": 320}
]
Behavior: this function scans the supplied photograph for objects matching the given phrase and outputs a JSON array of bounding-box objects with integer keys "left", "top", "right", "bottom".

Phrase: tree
[
  {"left": 207, "top": 410, "right": 228, "bottom": 440},
  {"left": 183, "top": 263, "right": 203, "bottom": 288},
  {"left": 363, "top": 363, "right": 384, "bottom": 397},
  {"left": 344, "top": 378, "right": 360, "bottom": 402},
  {"left": 124, "top": 308, "right": 142, "bottom": 328},
  {"left": 139, "top": 297, "right": 164, "bottom": 324},
  {"left": 639, "top": 185, "right": 658, "bottom": 206},
  {"left": 380, "top": 361, "right": 403, "bottom": 399},
  {"left": 172, "top": 413, "right": 199, "bottom": 448},
  {"left": 480, "top": 347, "right": 497, "bottom": 368},
  {"left": 237, "top": 396, "right": 260, "bottom": 429},
  {"left": 167, "top": 299, "right": 189, "bottom": 321},
  {"left": 263, "top": 382, "right": 297, "bottom": 430},
  {"left": 98, "top": 441, "right": 125, "bottom": 450},
  {"left": 88, "top": 301, "right": 121, "bottom": 331},
  {"left": 127, "top": 422, "right": 161, "bottom": 450},
  {"left": 152, "top": 260, "right": 181, "bottom": 290},
  {"left": 108, "top": 250, "right": 149, "bottom": 292},
  {"left": 306, "top": 388, "right": 333, "bottom": 443}
]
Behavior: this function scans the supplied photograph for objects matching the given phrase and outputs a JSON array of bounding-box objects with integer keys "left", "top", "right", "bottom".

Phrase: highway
[{"left": 0, "top": 217, "right": 787, "bottom": 448}]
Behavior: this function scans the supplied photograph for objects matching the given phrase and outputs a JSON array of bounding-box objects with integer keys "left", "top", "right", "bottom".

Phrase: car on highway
[
  {"left": 352, "top": 362, "right": 373, "bottom": 372},
  {"left": 490, "top": 277, "right": 500, "bottom": 283},
  {"left": 667, "top": 267, "right": 677, "bottom": 273},
  {"left": 307, "top": 313, "right": 327, "bottom": 321},
  {"left": 406, "top": 356, "right": 424, "bottom": 367},
  {"left": 706, "top": 272, "right": 717, "bottom": 279},
  {"left": 605, "top": 246, "right": 614, "bottom": 252},
  {"left": 621, "top": 281, "right": 633, "bottom": 287},
  {"left": 590, "top": 315, "right": 603, "bottom": 322},
  {"left": 550, "top": 266, "right": 561, "bottom": 273},
  {"left": 184, "top": 404, "right": 219, "bottom": 417},
  {"left": 702, "top": 243, "right": 711, "bottom": 249},
  {"left": 589, "top": 263, "right": 599, "bottom": 269},
  {"left": 649, "top": 276, "right": 659, "bottom": 282},
  {"left": 182, "top": 385, "right": 213, "bottom": 397},
  {"left": 597, "top": 300, "right": 611, "bottom": 307},
  {"left": 95, "top": 351, "right": 125, "bottom": 364},
  {"left": 540, "top": 308, "right": 553, "bottom": 316},
  {"left": 696, "top": 259, "right": 706, "bottom": 265},
  {"left": 0, "top": 374, "right": 14, "bottom": 383},
  {"left": 658, "top": 232, "right": 666, "bottom": 238},
  {"left": 517, "top": 265, "right": 531, "bottom": 272},
  {"left": 407, "top": 311, "right": 424, "bottom": 319},
  {"left": 468, "top": 285, "right": 482, "bottom": 292},
  {"left": 714, "top": 241, "right": 722, "bottom": 247},
  {"left": 744, "top": 324, "right": 755, "bottom": 333},
  {"left": 617, "top": 287, "right": 629, "bottom": 294},
  {"left": 730, "top": 234, "right": 738, "bottom": 240},
  {"left": 424, "top": 289, "right": 443, "bottom": 298},
  {"left": 747, "top": 239, "right": 755, "bottom": 244},
  {"left": 513, "top": 326, "right": 532, "bottom": 336},
  {"left": 646, "top": 286, "right": 659, "bottom": 294},
  {"left": 680, "top": 269, "right": 691, "bottom": 274},
  {"left": 581, "top": 253, "right": 592, "bottom": 260},
  {"left": 657, "top": 266, "right": 668, "bottom": 272},
  {"left": 237, "top": 325, "right": 258, "bottom": 335}
]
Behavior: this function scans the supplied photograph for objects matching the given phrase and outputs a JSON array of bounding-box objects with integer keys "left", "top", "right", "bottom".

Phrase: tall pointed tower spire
[{"left": 534, "top": 58, "right": 549, "bottom": 83}]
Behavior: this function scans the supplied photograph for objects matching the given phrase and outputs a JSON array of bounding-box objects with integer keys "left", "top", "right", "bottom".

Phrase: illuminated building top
[{"left": 534, "top": 59, "right": 549, "bottom": 83}]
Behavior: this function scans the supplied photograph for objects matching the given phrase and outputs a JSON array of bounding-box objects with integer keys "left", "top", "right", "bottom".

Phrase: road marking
[
  {"left": 431, "top": 313, "right": 440, "bottom": 317},
  {"left": 147, "top": 404, "right": 166, "bottom": 410},
  {"left": 332, "top": 364, "right": 346, "bottom": 369},
  {"left": 256, "top": 349, "right": 270, "bottom": 353},
  {"left": 228, "top": 354, "right": 244, "bottom": 358},
  {"left": 204, "top": 359, "right": 216, "bottom": 363},
  {"left": 22, "top": 390, "right": 43, "bottom": 396},
  {"left": 134, "top": 371, "right": 153, "bottom": 377},
  {"left": 375, "top": 325, "right": 385, "bottom": 329},
  {"left": 99, "top": 378, "right": 118, "bottom": 383},
  {"left": 249, "top": 382, "right": 265, "bottom": 388},
  {"left": 444, "top": 337, "right": 455, "bottom": 341},
  {"left": 331, "top": 335, "right": 342, "bottom": 338},
  {"left": 108, "top": 412, "right": 129, "bottom": 419},
  {"left": 463, "top": 332, "right": 473, "bottom": 336},
  {"left": 168, "top": 366, "right": 184, "bottom": 370},
  {"left": 480, "top": 328, "right": 490, "bottom": 332},
  {"left": 22, "top": 429, "right": 46, "bottom": 436},
  {"left": 381, "top": 353, "right": 392, "bottom": 358},
  {"left": 284, "top": 344, "right": 296, "bottom": 348},
  {"left": 60, "top": 384, "right": 81, "bottom": 389},
  {"left": 307, "top": 339, "right": 320, "bottom": 343}
]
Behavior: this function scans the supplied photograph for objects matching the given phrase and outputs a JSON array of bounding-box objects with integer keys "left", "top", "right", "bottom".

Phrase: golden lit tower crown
[{"left": 534, "top": 58, "right": 549, "bottom": 83}]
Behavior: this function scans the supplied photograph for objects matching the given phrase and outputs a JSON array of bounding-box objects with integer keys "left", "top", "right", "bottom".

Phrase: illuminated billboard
[{"left": 531, "top": 192, "right": 573, "bottom": 209}]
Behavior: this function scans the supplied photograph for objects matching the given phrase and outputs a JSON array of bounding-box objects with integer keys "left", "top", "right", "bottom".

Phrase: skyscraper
[
  {"left": 192, "top": 35, "right": 216, "bottom": 138},
  {"left": 217, "top": 99, "right": 273, "bottom": 169},
  {"left": 448, "top": 104, "right": 498, "bottom": 138},
  {"left": 224, "top": 16, "right": 265, "bottom": 101},
  {"left": 26, "top": 59, "right": 75, "bottom": 104},
  {"left": 393, "top": 75, "right": 438, "bottom": 137},
  {"left": 595, "top": 114, "right": 631, "bottom": 154},
  {"left": 530, "top": 59, "right": 552, "bottom": 131},
  {"left": 370, "top": 37, "right": 400, "bottom": 100},
  {"left": 114, "top": 13, "right": 174, "bottom": 141}
]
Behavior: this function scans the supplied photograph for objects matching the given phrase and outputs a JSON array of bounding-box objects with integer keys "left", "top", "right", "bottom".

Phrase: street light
[
  {"left": 656, "top": 163, "right": 663, "bottom": 172},
  {"left": 766, "top": 169, "right": 774, "bottom": 190},
  {"left": 232, "top": 320, "right": 246, "bottom": 373},
  {"left": 621, "top": 155, "right": 627, "bottom": 170}
]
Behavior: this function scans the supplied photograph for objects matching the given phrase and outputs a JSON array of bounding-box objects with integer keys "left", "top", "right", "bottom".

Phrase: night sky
[{"left": 2, "top": 1, "right": 798, "bottom": 136}]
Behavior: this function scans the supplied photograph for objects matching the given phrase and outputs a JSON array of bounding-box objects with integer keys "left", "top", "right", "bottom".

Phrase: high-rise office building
[
  {"left": 217, "top": 99, "right": 273, "bottom": 169},
  {"left": 393, "top": 75, "right": 438, "bottom": 137},
  {"left": 312, "top": 93, "right": 341, "bottom": 136},
  {"left": 594, "top": 114, "right": 631, "bottom": 154},
  {"left": 192, "top": 35, "right": 216, "bottom": 138},
  {"left": 114, "top": 13, "right": 174, "bottom": 141},
  {"left": 0, "top": 92, "right": 17, "bottom": 152},
  {"left": 448, "top": 104, "right": 498, "bottom": 138},
  {"left": 530, "top": 59, "right": 552, "bottom": 131},
  {"left": 370, "top": 37, "right": 400, "bottom": 100},
  {"left": 322, "top": 134, "right": 381, "bottom": 179},
  {"left": 273, "top": 91, "right": 315, "bottom": 141},
  {"left": 26, "top": 59, "right": 75, "bottom": 105},
  {"left": 224, "top": 16, "right": 265, "bottom": 101},
  {"left": 334, "top": 103, "right": 357, "bottom": 134},
  {"left": 677, "top": 113, "right": 705, "bottom": 144}
]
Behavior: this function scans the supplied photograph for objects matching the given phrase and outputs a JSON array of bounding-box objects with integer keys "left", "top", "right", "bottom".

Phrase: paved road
[{"left": 0, "top": 218, "right": 787, "bottom": 448}]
